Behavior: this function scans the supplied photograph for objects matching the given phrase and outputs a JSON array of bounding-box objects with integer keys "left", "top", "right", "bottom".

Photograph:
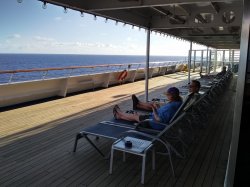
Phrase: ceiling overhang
[{"left": 39, "top": 0, "right": 243, "bottom": 49}]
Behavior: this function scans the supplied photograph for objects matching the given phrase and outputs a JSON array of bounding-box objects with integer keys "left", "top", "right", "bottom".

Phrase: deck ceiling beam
[
  {"left": 151, "top": 7, "right": 186, "bottom": 24},
  {"left": 73, "top": 0, "right": 238, "bottom": 11},
  {"left": 45, "top": 0, "right": 238, "bottom": 12},
  {"left": 189, "top": 41, "right": 239, "bottom": 47},
  {"left": 176, "top": 5, "right": 190, "bottom": 16},
  {"left": 195, "top": 14, "right": 208, "bottom": 23},
  {"left": 211, "top": 27, "right": 218, "bottom": 33},
  {"left": 45, "top": 1, "right": 241, "bottom": 28},
  {"left": 43, "top": 0, "right": 241, "bottom": 49},
  {"left": 150, "top": 19, "right": 241, "bottom": 30},
  {"left": 161, "top": 29, "right": 240, "bottom": 36},
  {"left": 95, "top": 10, "right": 150, "bottom": 27},
  {"left": 211, "top": 2, "right": 220, "bottom": 13},
  {"left": 150, "top": 7, "right": 242, "bottom": 29},
  {"left": 42, "top": 1, "right": 150, "bottom": 27}
]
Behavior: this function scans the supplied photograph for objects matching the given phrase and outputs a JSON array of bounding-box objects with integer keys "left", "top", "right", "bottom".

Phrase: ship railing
[{"left": 0, "top": 61, "right": 187, "bottom": 84}]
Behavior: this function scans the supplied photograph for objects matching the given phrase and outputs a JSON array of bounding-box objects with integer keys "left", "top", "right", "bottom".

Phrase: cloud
[
  {"left": 57, "top": 41, "right": 119, "bottom": 49},
  {"left": 100, "top": 33, "right": 107, "bottom": 36},
  {"left": 126, "top": 37, "right": 132, "bottom": 41},
  {"left": 7, "top": 34, "right": 21, "bottom": 39},
  {"left": 129, "top": 44, "right": 138, "bottom": 49},
  {"left": 14, "top": 34, "right": 21, "bottom": 38},
  {"left": 0, "top": 35, "right": 144, "bottom": 55},
  {"left": 79, "top": 23, "right": 87, "bottom": 28},
  {"left": 33, "top": 36, "right": 55, "bottom": 42},
  {"left": 54, "top": 17, "right": 62, "bottom": 21}
]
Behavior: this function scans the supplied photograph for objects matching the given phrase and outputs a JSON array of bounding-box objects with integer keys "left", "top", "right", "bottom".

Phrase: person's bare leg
[
  {"left": 117, "top": 112, "right": 140, "bottom": 122},
  {"left": 137, "top": 101, "right": 153, "bottom": 111},
  {"left": 115, "top": 106, "right": 140, "bottom": 122},
  {"left": 132, "top": 94, "right": 153, "bottom": 111}
]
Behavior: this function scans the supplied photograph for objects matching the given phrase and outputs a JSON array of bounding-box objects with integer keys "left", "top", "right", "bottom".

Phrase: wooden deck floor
[{"left": 0, "top": 72, "right": 235, "bottom": 186}]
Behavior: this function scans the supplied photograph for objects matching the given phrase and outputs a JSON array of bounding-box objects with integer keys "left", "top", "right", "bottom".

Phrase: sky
[{"left": 0, "top": 0, "right": 205, "bottom": 56}]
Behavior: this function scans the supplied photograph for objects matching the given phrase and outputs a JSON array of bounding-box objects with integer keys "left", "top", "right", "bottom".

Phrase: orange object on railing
[{"left": 117, "top": 70, "right": 128, "bottom": 81}]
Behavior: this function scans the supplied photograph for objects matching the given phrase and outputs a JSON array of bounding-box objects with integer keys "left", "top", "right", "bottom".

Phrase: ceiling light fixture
[
  {"left": 219, "top": 26, "right": 224, "bottom": 31},
  {"left": 63, "top": 7, "right": 67, "bottom": 13},
  {"left": 42, "top": 1, "right": 47, "bottom": 9}
]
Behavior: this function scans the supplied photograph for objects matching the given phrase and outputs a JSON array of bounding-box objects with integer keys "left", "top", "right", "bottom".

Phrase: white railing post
[
  {"left": 188, "top": 41, "right": 193, "bottom": 84},
  {"left": 193, "top": 50, "right": 196, "bottom": 72},
  {"left": 8, "top": 73, "right": 14, "bottom": 83},
  {"left": 214, "top": 50, "right": 218, "bottom": 73},
  {"left": 68, "top": 69, "right": 73, "bottom": 77},
  {"left": 145, "top": 29, "right": 150, "bottom": 102},
  {"left": 222, "top": 50, "right": 225, "bottom": 68},
  {"left": 200, "top": 50, "right": 204, "bottom": 73},
  {"left": 206, "top": 47, "right": 209, "bottom": 74},
  {"left": 42, "top": 71, "right": 48, "bottom": 80}
]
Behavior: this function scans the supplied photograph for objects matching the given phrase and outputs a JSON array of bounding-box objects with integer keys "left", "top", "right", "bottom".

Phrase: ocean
[{"left": 0, "top": 54, "right": 186, "bottom": 84}]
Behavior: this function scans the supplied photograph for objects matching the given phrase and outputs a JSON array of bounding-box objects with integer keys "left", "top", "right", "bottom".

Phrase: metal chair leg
[
  {"left": 73, "top": 133, "right": 81, "bottom": 152},
  {"left": 109, "top": 147, "right": 114, "bottom": 174},
  {"left": 152, "top": 147, "right": 155, "bottom": 170},
  {"left": 141, "top": 154, "right": 146, "bottom": 184}
]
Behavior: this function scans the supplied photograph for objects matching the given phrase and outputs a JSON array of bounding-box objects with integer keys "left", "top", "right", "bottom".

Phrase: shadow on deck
[{"left": 0, "top": 77, "right": 236, "bottom": 186}]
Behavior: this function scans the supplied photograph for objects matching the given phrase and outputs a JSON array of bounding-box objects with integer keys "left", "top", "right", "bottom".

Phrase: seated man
[
  {"left": 216, "top": 66, "right": 227, "bottom": 78},
  {"left": 183, "top": 80, "right": 201, "bottom": 111},
  {"left": 113, "top": 87, "right": 182, "bottom": 130},
  {"left": 200, "top": 66, "right": 227, "bottom": 79},
  {"left": 132, "top": 80, "right": 201, "bottom": 112}
]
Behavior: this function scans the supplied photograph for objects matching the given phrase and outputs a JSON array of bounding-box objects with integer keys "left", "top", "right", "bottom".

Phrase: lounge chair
[
  {"left": 109, "top": 111, "right": 189, "bottom": 183},
  {"left": 73, "top": 120, "right": 136, "bottom": 157},
  {"left": 72, "top": 93, "right": 196, "bottom": 157}
]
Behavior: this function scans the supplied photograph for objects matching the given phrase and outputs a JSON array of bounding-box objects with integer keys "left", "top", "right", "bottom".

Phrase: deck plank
[{"left": 0, "top": 73, "right": 235, "bottom": 186}]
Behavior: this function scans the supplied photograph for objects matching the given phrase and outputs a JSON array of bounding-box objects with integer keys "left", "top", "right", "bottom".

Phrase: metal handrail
[
  {"left": 0, "top": 63, "right": 142, "bottom": 74},
  {"left": 0, "top": 61, "right": 188, "bottom": 84}
]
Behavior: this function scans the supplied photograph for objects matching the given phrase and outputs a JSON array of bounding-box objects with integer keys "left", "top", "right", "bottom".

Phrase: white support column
[
  {"left": 200, "top": 50, "right": 204, "bottom": 73},
  {"left": 232, "top": 50, "right": 235, "bottom": 67},
  {"left": 145, "top": 29, "right": 150, "bottom": 102},
  {"left": 206, "top": 47, "right": 209, "bottom": 74},
  {"left": 188, "top": 41, "right": 192, "bottom": 84},
  {"left": 222, "top": 50, "right": 225, "bottom": 68},
  {"left": 208, "top": 49, "right": 212, "bottom": 74},
  {"left": 193, "top": 50, "right": 196, "bottom": 72},
  {"left": 229, "top": 49, "right": 232, "bottom": 70},
  {"left": 214, "top": 50, "right": 218, "bottom": 73},
  {"left": 224, "top": 0, "right": 250, "bottom": 186}
]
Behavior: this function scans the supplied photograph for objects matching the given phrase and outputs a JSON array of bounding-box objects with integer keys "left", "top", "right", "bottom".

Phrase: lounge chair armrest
[
  {"left": 137, "top": 119, "right": 168, "bottom": 127},
  {"left": 121, "top": 130, "right": 156, "bottom": 140},
  {"left": 121, "top": 130, "right": 173, "bottom": 152}
]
